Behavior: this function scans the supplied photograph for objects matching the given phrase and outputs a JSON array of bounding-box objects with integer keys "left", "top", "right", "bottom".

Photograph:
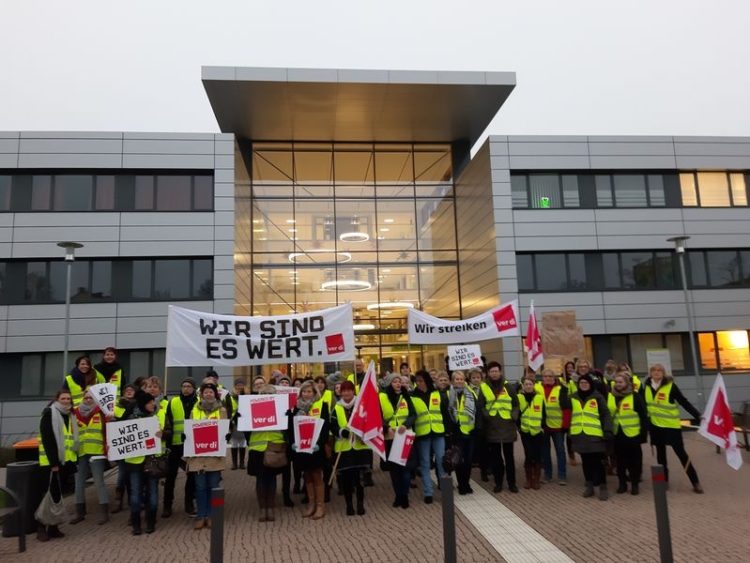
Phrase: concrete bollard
[
  {"left": 440, "top": 475, "right": 457, "bottom": 563},
  {"left": 210, "top": 487, "right": 225, "bottom": 563},
  {"left": 651, "top": 465, "right": 673, "bottom": 563}
]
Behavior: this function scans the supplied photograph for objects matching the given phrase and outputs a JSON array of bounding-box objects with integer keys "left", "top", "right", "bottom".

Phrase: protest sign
[
  {"left": 237, "top": 394, "right": 288, "bottom": 432},
  {"left": 408, "top": 301, "right": 519, "bottom": 344},
  {"left": 293, "top": 416, "right": 325, "bottom": 454},
  {"left": 106, "top": 417, "right": 161, "bottom": 461},
  {"left": 646, "top": 348, "right": 672, "bottom": 376},
  {"left": 89, "top": 383, "right": 117, "bottom": 417},
  {"left": 387, "top": 429, "right": 416, "bottom": 466},
  {"left": 183, "top": 419, "right": 230, "bottom": 457},
  {"left": 166, "top": 304, "right": 355, "bottom": 367},
  {"left": 218, "top": 387, "right": 229, "bottom": 401},
  {"left": 447, "top": 344, "right": 483, "bottom": 370},
  {"left": 275, "top": 385, "right": 298, "bottom": 409}
]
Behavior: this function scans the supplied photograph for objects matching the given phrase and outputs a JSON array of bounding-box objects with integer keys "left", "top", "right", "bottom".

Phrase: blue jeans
[
  {"left": 417, "top": 434, "right": 446, "bottom": 497},
  {"left": 75, "top": 454, "right": 109, "bottom": 505},
  {"left": 129, "top": 469, "right": 159, "bottom": 516},
  {"left": 195, "top": 470, "right": 222, "bottom": 519},
  {"left": 542, "top": 431, "right": 567, "bottom": 480}
]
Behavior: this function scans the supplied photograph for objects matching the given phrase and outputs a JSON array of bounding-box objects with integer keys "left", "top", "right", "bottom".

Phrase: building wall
[
  {"left": 0, "top": 131, "right": 235, "bottom": 445},
  {"left": 487, "top": 135, "right": 750, "bottom": 406}
]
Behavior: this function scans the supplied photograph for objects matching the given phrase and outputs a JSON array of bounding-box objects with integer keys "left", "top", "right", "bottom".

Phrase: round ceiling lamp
[
  {"left": 320, "top": 280, "right": 372, "bottom": 292},
  {"left": 366, "top": 302, "right": 415, "bottom": 311},
  {"left": 339, "top": 232, "right": 370, "bottom": 243},
  {"left": 288, "top": 249, "right": 352, "bottom": 264}
]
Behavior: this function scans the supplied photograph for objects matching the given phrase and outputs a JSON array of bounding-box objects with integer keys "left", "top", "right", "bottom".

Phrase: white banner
[
  {"left": 447, "top": 344, "right": 483, "bottom": 370},
  {"left": 106, "top": 418, "right": 162, "bottom": 461},
  {"left": 387, "top": 429, "right": 416, "bottom": 466},
  {"left": 89, "top": 383, "right": 117, "bottom": 417},
  {"left": 274, "top": 386, "right": 298, "bottom": 410},
  {"left": 166, "top": 304, "right": 355, "bottom": 367},
  {"left": 183, "top": 419, "right": 230, "bottom": 457},
  {"left": 237, "top": 395, "right": 289, "bottom": 432},
  {"left": 292, "top": 416, "right": 325, "bottom": 454},
  {"left": 408, "top": 301, "right": 520, "bottom": 344}
]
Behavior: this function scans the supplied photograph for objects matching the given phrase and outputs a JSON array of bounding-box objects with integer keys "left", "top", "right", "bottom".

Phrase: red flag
[
  {"left": 525, "top": 300, "right": 544, "bottom": 372},
  {"left": 699, "top": 374, "right": 742, "bottom": 470},
  {"left": 348, "top": 360, "right": 386, "bottom": 460}
]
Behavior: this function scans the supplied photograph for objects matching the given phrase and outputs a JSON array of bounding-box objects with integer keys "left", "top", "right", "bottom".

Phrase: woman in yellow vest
[
  {"left": 62, "top": 355, "right": 104, "bottom": 408},
  {"left": 163, "top": 378, "right": 197, "bottom": 518},
  {"left": 447, "top": 370, "right": 477, "bottom": 495},
  {"left": 228, "top": 378, "right": 248, "bottom": 471},
  {"left": 412, "top": 369, "right": 448, "bottom": 504},
  {"left": 36, "top": 389, "right": 78, "bottom": 542},
  {"left": 187, "top": 382, "right": 228, "bottom": 530},
  {"left": 540, "top": 368, "right": 571, "bottom": 485},
  {"left": 94, "top": 346, "right": 123, "bottom": 396},
  {"left": 112, "top": 383, "right": 136, "bottom": 515},
  {"left": 563, "top": 360, "right": 578, "bottom": 467},
  {"left": 289, "top": 380, "right": 329, "bottom": 519},
  {"left": 641, "top": 363, "right": 703, "bottom": 493},
  {"left": 518, "top": 376, "right": 546, "bottom": 490},
  {"left": 380, "top": 372, "right": 417, "bottom": 509},
  {"left": 611, "top": 371, "right": 648, "bottom": 495},
  {"left": 569, "top": 373, "right": 613, "bottom": 500},
  {"left": 70, "top": 391, "right": 110, "bottom": 526},
  {"left": 330, "top": 380, "right": 370, "bottom": 515}
]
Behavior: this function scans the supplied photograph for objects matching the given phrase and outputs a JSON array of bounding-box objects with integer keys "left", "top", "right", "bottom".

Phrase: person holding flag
[
  {"left": 641, "top": 363, "right": 704, "bottom": 493},
  {"left": 699, "top": 373, "right": 743, "bottom": 471}
]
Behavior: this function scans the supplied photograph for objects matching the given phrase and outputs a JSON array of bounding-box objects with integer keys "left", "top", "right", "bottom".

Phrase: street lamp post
[
  {"left": 57, "top": 242, "right": 83, "bottom": 379},
  {"left": 667, "top": 236, "right": 705, "bottom": 409}
]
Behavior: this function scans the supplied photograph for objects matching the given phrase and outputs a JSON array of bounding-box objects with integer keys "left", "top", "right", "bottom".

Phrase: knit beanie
[
  {"left": 135, "top": 389, "right": 155, "bottom": 411},
  {"left": 181, "top": 378, "right": 196, "bottom": 389}
]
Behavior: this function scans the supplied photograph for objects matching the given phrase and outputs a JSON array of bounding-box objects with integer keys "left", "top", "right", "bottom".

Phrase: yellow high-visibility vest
[
  {"left": 457, "top": 387, "right": 476, "bottom": 435},
  {"left": 644, "top": 382, "right": 681, "bottom": 429},
  {"left": 65, "top": 373, "right": 105, "bottom": 407},
  {"left": 518, "top": 393, "right": 544, "bottom": 436},
  {"left": 380, "top": 393, "right": 409, "bottom": 429},
  {"left": 412, "top": 391, "right": 445, "bottom": 437},
  {"left": 125, "top": 411, "right": 166, "bottom": 465},
  {"left": 308, "top": 397, "right": 326, "bottom": 418},
  {"left": 570, "top": 397, "right": 604, "bottom": 438},
  {"left": 543, "top": 385, "right": 564, "bottom": 430},
  {"left": 248, "top": 431, "right": 285, "bottom": 452},
  {"left": 38, "top": 416, "right": 77, "bottom": 466},
  {"left": 168, "top": 396, "right": 191, "bottom": 445},
  {"left": 333, "top": 404, "right": 370, "bottom": 453},
  {"left": 95, "top": 368, "right": 122, "bottom": 396},
  {"left": 615, "top": 394, "right": 641, "bottom": 438},
  {"left": 77, "top": 412, "right": 105, "bottom": 456},
  {"left": 480, "top": 382, "right": 513, "bottom": 419}
]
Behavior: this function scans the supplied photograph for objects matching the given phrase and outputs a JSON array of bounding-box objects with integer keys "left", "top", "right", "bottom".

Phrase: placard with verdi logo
[
  {"left": 183, "top": 419, "right": 230, "bottom": 457},
  {"left": 106, "top": 417, "right": 161, "bottom": 461},
  {"left": 237, "top": 394, "right": 288, "bottom": 432},
  {"left": 447, "top": 344, "right": 483, "bottom": 370}
]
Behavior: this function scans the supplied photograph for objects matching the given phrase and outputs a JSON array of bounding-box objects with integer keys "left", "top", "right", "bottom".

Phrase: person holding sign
[
  {"left": 70, "top": 391, "right": 111, "bottom": 525},
  {"left": 380, "top": 373, "right": 417, "bottom": 509},
  {"left": 289, "top": 381, "right": 330, "bottom": 520},
  {"left": 411, "top": 370, "right": 448, "bottom": 504},
  {"left": 94, "top": 346, "right": 123, "bottom": 396},
  {"left": 187, "top": 382, "right": 228, "bottom": 530},
  {"left": 518, "top": 376, "right": 546, "bottom": 490},
  {"left": 111, "top": 383, "right": 136, "bottom": 515},
  {"left": 163, "top": 378, "right": 198, "bottom": 518},
  {"left": 611, "top": 371, "right": 648, "bottom": 495},
  {"left": 63, "top": 355, "right": 105, "bottom": 408}
]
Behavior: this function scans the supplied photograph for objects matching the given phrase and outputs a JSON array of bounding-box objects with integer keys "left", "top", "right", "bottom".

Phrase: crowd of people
[{"left": 35, "top": 349, "right": 705, "bottom": 541}]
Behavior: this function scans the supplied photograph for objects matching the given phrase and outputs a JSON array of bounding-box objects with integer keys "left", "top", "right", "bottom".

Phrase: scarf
[
  {"left": 448, "top": 386, "right": 475, "bottom": 427},
  {"left": 76, "top": 400, "right": 98, "bottom": 421},
  {"left": 337, "top": 397, "right": 356, "bottom": 411},
  {"left": 94, "top": 360, "right": 121, "bottom": 379},
  {"left": 70, "top": 366, "right": 96, "bottom": 388},
  {"left": 199, "top": 398, "right": 220, "bottom": 414},
  {"left": 296, "top": 397, "right": 314, "bottom": 415},
  {"left": 51, "top": 401, "right": 78, "bottom": 461}
]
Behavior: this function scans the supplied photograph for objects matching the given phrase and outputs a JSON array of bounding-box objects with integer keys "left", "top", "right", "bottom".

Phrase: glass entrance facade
[{"left": 236, "top": 142, "right": 460, "bottom": 376}]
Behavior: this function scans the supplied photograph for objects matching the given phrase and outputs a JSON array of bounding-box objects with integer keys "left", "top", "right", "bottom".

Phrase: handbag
[
  {"left": 263, "top": 442, "right": 288, "bottom": 468},
  {"left": 34, "top": 473, "right": 67, "bottom": 526},
  {"left": 143, "top": 452, "right": 169, "bottom": 478}
]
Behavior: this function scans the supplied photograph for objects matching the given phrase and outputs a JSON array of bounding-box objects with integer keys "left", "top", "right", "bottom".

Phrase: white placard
[
  {"left": 89, "top": 383, "right": 117, "bottom": 417},
  {"left": 292, "top": 416, "right": 325, "bottom": 454},
  {"left": 274, "top": 386, "right": 298, "bottom": 409},
  {"left": 166, "top": 304, "right": 355, "bottom": 366},
  {"left": 387, "top": 429, "right": 416, "bottom": 466},
  {"left": 106, "top": 417, "right": 161, "bottom": 461},
  {"left": 183, "top": 419, "right": 230, "bottom": 457},
  {"left": 237, "top": 395, "right": 289, "bottom": 432},
  {"left": 408, "top": 301, "right": 520, "bottom": 344},
  {"left": 447, "top": 344, "right": 483, "bottom": 370},
  {"left": 646, "top": 348, "right": 672, "bottom": 376}
]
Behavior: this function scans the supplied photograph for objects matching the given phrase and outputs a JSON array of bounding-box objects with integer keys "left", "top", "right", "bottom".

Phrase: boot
[
  {"left": 302, "top": 478, "right": 316, "bottom": 518},
  {"left": 523, "top": 464, "right": 532, "bottom": 489},
  {"left": 283, "top": 491, "right": 295, "bottom": 508},
  {"left": 161, "top": 503, "right": 172, "bottom": 518},
  {"left": 616, "top": 481, "right": 628, "bottom": 494},
  {"left": 324, "top": 483, "right": 331, "bottom": 503},
  {"left": 532, "top": 464, "right": 541, "bottom": 490},
  {"left": 480, "top": 468, "right": 489, "bottom": 482},
  {"left": 311, "top": 475, "right": 325, "bottom": 520},
  {"left": 582, "top": 482, "right": 595, "bottom": 498},
  {"left": 194, "top": 517, "right": 206, "bottom": 530},
  {"left": 631, "top": 483, "right": 640, "bottom": 495},
  {"left": 97, "top": 503, "right": 109, "bottom": 525},
  {"left": 266, "top": 490, "right": 276, "bottom": 522},
  {"left": 356, "top": 486, "right": 365, "bottom": 515},
  {"left": 145, "top": 510, "right": 156, "bottom": 534},
  {"left": 598, "top": 484, "right": 609, "bottom": 501},
  {"left": 112, "top": 487, "right": 124, "bottom": 514},
  {"left": 257, "top": 490, "right": 268, "bottom": 523},
  {"left": 362, "top": 470, "right": 374, "bottom": 487},
  {"left": 47, "top": 525, "right": 64, "bottom": 538},
  {"left": 344, "top": 485, "right": 355, "bottom": 516},
  {"left": 131, "top": 513, "right": 142, "bottom": 536},
  {"left": 36, "top": 524, "right": 49, "bottom": 542},
  {"left": 70, "top": 503, "right": 86, "bottom": 524},
  {"left": 184, "top": 498, "right": 196, "bottom": 517}
]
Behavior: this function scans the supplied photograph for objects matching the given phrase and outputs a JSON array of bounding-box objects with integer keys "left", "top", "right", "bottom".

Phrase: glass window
[
  {"left": 730, "top": 173, "right": 747, "bottom": 206},
  {"left": 20, "top": 355, "right": 42, "bottom": 396},
  {"left": 595, "top": 175, "right": 613, "bottom": 207},
  {"left": 91, "top": 261, "right": 112, "bottom": 300},
  {"left": 414, "top": 148, "right": 451, "bottom": 183},
  {"left": 25, "top": 262, "right": 50, "bottom": 302},
  {"left": 516, "top": 254, "right": 534, "bottom": 290},
  {"left": 0, "top": 175, "right": 11, "bottom": 211},
  {"left": 192, "top": 259, "right": 213, "bottom": 298},
  {"left": 706, "top": 250, "right": 741, "bottom": 287},
  {"left": 567, "top": 253, "right": 587, "bottom": 289},
  {"left": 698, "top": 332, "right": 718, "bottom": 370},
  {"left": 630, "top": 333, "right": 663, "bottom": 373},
  {"left": 416, "top": 198, "right": 455, "bottom": 250},
  {"left": 561, "top": 175, "right": 580, "bottom": 207},
  {"left": 154, "top": 259, "right": 190, "bottom": 299},
  {"left": 134, "top": 175, "right": 154, "bottom": 210},
  {"left": 611, "top": 336, "right": 628, "bottom": 365},
  {"left": 665, "top": 334, "right": 685, "bottom": 371},
  {"left": 375, "top": 151, "right": 413, "bottom": 184},
  {"left": 0, "top": 262, "right": 5, "bottom": 302},
  {"left": 193, "top": 176, "right": 213, "bottom": 210},
  {"left": 716, "top": 330, "right": 750, "bottom": 371},
  {"left": 741, "top": 251, "right": 750, "bottom": 285},
  {"left": 335, "top": 199, "right": 377, "bottom": 253},
  {"left": 528, "top": 174, "right": 561, "bottom": 209},
  {"left": 511, "top": 175, "right": 528, "bottom": 208},
  {"left": 43, "top": 352, "right": 64, "bottom": 396},
  {"left": 420, "top": 264, "right": 460, "bottom": 317},
  {"left": 613, "top": 175, "right": 648, "bottom": 207},
  {"left": 679, "top": 173, "right": 698, "bottom": 206},
  {"left": 53, "top": 175, "right": 93, "bottom": 211},
  {"left": 654, "top": 251, "right": 676, "bottom": 289},
  {"left": 621, "top": 252, "right": 655, "bottom": 289},
  {"left": 534, "top": 254, "right": 567, "bottom": 291},
  {"left": 687, "top": 251, "right": 708, "bottom": 287},
  {"left": 131, "top": 260, "right": 152, "bottom": 299},
  {"left": 31, "top": 175, "right": 52, "bottom": 210},
  {"left": 696, "top": 172, "right": 730, "bottom": 207},
  {"left": 95, "top": 175, "right": 115, "bottom": 210},
  {"left": 156, "top": 175, "right": 191, "bottom": 211},
  {"left": 252, "top": 199, "right": 296, "bottom": 254},
  {"left": 647, "top": 175, "right": 666, "bottom": 206},
  {"left": 128, "top": 351, "right": 152, "bottom": 382},
  {"left": 49, "top": 261, "right": 88, "bottom": 302},
  {"left": 602, "top": 253, "right": 621, "bottom": 289}
]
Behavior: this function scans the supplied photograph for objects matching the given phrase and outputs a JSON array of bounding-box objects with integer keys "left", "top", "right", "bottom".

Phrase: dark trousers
[
  {"left": 655, "top": 440, "right": 699, "bottom": 485},
  {"left": 340, "top": 469, "right": 364, "bottom": 508},
  {"left": 488, "top": 441, "right": 516, "bottom": 487},
  {"left": 281, "top": 464, "right": 293, "bottom": 500},
  {"left": 164, "top": 444, "right": 195, "bottom": 509},
  {"left": 452, "top": 435, "right": 474, "bottom": 492},
  {"left": 231, "top": 447, "right": 246, "bottom": 468},
  {"left": 521, "top": 432, "right": 544, "bottom": 466},
  {"left": 614, "top": 438, "right": 642, "bottom": 486},
  {"left": 581, "top": 452, "right": 606, "bottom": 486},
  {"left": 388, "top": 465, "right": 411, "bottom": 501},
  {"left": 256, "top": 471, "right": 277, "bottom": 499}
]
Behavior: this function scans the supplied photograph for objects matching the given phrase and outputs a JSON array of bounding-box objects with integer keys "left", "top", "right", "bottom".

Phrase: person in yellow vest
[
  {"left": 229, "top": 378, "right": 248, "bottom": 470},
  {"left": 518, "top": 376, "right": 546, "bottom": 490},
  {"left": 346, "top": 358, "right": 367, "bottom": 393},
  {"left": 94, "top": 346, "right": 123, "bottom": 396},
  {"left": 447, "top": 370, "right": 477, "bottom": 495},
  {"left": 163, "top": 378, "right": 197, "bottom": 518},
  {"left": 616, "top": 363, "right": 642, "bottom": 392},
  {"left": 36, "top": 390, "right": 78, "bottom": 542},
  {"left": 569, "top": 373, "right": 613, "bottom": 500},
  {"left": 480, "top": 361, "right": 520, "bottom": 494},
  {"left": 288, "top": 380, "right": 330, "bottom": 519},
  {"left": 62, "top": 355, "right": 104, "bottom": 408},
  {"left": 563, "top": 360, "right": 578, "bottom": 467},
  {"left": 466, "top": 367, "right": 490, "bottom": 482},
  {"left": 540, "top": 368, "right": 571, "bottom": 485},
  {"left": 69, "top": 391, "right": 110, "bottom": 526},
  {"left": 380, "top": 372, "right": 417, "bottom": 509},
  {"left": 611, "top": 371, "right": 648, "bottom": 495},
  {"left": 124, "top": 390, "right": 166, "bottom": 535},
  {"left": 412, "top": 369, "right": 448, "bottom": 504},
  {"left": 246, "top": 384, "right": 289, "bottom": 523},
  {"left": 641, "top": 363, "right": 703, "bottom": 493},
  {"left": 330, "top": 380, "right": 370, "bottom": 516},
  {"left": 187, "top": 382, "right": 228, "bottom": 530},
  {"left": 111, "top": 383, "right": 137, "bottom": 515}
]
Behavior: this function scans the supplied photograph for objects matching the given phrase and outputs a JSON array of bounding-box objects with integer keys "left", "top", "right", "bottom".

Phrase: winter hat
[
  {"left": 135, "top": 389, "right": 155, "bottom": 411},
  {"left": 181, "top": 378, "right": 196, "bottom": 389},
  {"left": 326, "top": 372, "right": 342, "bottom": 387},
  {"left": 276, "top": 374, "right": 291, "bottom": 385},
  {"left": 122, "top": 383, "right": 137, "bottom": 395},
  {"left": 382, "top": 372, "right": 400, "bottom": 389},
  {"left": 577, "top": 373, "right": 594, "bottom": 388},
  {"left": 234, "top": 378, "right": 246, "bottom": 387},
  {"left": 200, "top": 382, "right": 219, "bottom": 397}
]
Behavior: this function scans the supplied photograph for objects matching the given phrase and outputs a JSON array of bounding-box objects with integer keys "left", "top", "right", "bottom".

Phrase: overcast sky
[{"left": 2, "top": 0, "right": 749, "bottom": 143}]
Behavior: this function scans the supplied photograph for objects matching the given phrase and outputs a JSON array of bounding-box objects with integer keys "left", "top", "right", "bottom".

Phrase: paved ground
[{"left": 2, "top": 431, "right": 750, "bottom": 562}]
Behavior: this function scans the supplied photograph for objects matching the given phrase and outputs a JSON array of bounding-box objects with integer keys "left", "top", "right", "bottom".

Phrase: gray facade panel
[
  {"left": 508, "top": 142, "right": 588, "bottom": 156},
  {"left": 587, "top": 141, "right": 675, "bottom": 156},
  {"left": 0, "top": 154, "right": 19, "bottom": 167},
  {"left": 123, "top": 139, "right": 216, "bottom": 155},
  {"left": 19, "top": 138, "right": 123, "bottom": 154},
  {"left": 509, "top": 155, "right": 590, "bottom": 169},
  {"left": 588, "top": 155, "right": 678, "bottom": 168},
  {"left": 18, "top": 153, "right": 123, "bottom": 168},
  {"left": 121, "top": 153, "right": 215, "bottom": 168}
]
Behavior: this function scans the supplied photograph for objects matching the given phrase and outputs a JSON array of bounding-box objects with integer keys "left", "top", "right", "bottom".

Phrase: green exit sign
[{"left": 539, "top": 197, "right": 551, "bottom": 208}]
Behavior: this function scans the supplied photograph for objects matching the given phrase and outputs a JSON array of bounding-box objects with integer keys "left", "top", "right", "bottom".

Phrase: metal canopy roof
[{"left": 202, "top": 67, "right": 515, "bottom": 144}]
